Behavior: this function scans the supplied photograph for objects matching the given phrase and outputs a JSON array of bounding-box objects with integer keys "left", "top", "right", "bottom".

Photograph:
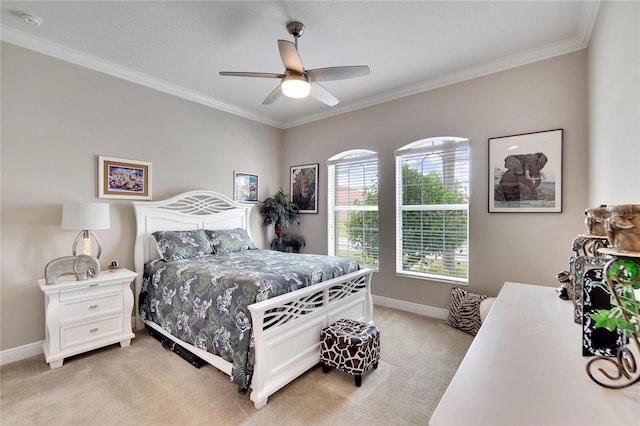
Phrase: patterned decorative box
[{"left": 320, "top": 318, "right": 380, "bottom": 386}]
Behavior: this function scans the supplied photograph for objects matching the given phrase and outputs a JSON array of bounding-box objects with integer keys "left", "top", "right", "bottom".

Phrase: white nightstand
[{"left": 38, "top": 268, "right": 137, "bottom": 369}]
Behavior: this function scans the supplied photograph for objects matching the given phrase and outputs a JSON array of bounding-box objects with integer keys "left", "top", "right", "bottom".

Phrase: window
[
  {"left": 327, "top": 150, "right": 379, "bottom": 268},
  {"left": 395, "top": 137, "right": 469, "bottom": 283}
]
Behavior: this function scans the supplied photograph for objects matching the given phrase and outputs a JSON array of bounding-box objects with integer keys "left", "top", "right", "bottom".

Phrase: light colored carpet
[{"left": 0, "top": 306, "right": 473, "bottom": 426}]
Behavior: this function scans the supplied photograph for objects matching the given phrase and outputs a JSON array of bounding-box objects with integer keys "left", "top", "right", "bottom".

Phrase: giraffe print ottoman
[{"left": 320, "top": 319, "right": 380, "bottom": 386}]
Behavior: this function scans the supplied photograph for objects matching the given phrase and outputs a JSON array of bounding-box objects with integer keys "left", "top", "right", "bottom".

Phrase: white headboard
[{"left": 132, "top": 190, "right": 253, "bottom": 329}]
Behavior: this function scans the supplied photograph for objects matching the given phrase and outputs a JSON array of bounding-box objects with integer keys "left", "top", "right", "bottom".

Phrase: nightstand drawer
[
  {"left": 60, "top": 283, "right": 121, "bottom": 302},
  {"left": 61, "top": 314, "right": 123, "bottom": 349},
  {"left": 61, "top": 292, "right": 122, "bottom": 322}
]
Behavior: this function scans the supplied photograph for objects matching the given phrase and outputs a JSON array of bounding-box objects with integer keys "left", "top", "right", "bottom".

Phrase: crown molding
[
  {"left": 2, "top": 0, "right": 599, "bottom": 131},
  {"left": 281, "top": 34, "right": 593, "bottom": 129},
  {"left": 0, "top": 26, "right": 284, "bottom": 128},
  {"left": 578, "top": 0, "right": 601, "bottom": 45},
  {"left": 280, "top": 1, "right": 601, "bottom": 129}
]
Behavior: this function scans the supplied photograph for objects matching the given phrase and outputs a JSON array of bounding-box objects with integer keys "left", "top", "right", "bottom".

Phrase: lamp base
[{"left": 72, "top": 230, "right": 102, "bottom": 259}]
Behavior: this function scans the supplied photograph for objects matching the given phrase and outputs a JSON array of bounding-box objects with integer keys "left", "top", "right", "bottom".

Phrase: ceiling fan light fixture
[{"left": 281, "top": 74, "right": 311, "bottom": 98}]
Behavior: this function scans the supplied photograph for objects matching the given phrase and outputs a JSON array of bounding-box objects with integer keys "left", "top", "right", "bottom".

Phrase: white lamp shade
[{"left": 62, "top": 203, "right": 110, "bottom": 230}]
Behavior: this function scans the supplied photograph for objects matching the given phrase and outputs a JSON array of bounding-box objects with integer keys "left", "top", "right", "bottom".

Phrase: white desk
[{"left": 430, "top": 282, "right": 640, "bottom": 426}]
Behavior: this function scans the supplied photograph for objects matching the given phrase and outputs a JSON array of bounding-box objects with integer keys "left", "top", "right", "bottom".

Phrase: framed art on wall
[
  {"left": 233, "top": 171, "right": 259, "bottom": 202},
  {"left": 489, "top": 129, "right": 563, "bottom": 213},
  {"left": 290, "top": 163, "right": 318, "bottom": 213},
  {"left": 98, "top": 156, "right": 152, "bottom": 200}
]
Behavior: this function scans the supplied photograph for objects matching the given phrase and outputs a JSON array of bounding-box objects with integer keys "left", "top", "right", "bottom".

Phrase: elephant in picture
[{"left": 494, "top": 152, "right": 548, "bottom": 201}]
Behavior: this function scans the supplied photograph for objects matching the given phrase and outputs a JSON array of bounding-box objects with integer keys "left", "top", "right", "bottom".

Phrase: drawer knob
[
  {"left": 89, "top": 328, "right": 99, "bottom": 333},
  {"left": 89, "top": 305, "right": 98, "bottom": 310}
]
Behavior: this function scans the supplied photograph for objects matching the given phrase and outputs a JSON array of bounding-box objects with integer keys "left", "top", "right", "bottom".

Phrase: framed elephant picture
[{"left": 489, "top": 129, "right": 563, "bottom": 212}]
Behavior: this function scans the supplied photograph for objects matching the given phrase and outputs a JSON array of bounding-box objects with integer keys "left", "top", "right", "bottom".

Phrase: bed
[{"left": 133, "top": 190, "right": 375, "bottom": 409}]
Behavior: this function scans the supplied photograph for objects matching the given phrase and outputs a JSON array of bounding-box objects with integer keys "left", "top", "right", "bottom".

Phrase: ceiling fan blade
[
  {"left": 278, "top": 40, "right": 304, "bottom": 73},
  {"left": 307, "top": 66, "right": 370, "bottom": 82},
  {"left": 219, "top": 71, "right": 284, "bottom": 79},
  {"left": 310, "top": 82, "right": 339, "bottom": 107},
  {"left": 262, "top": 85, "right": 283, "bottom": 105}
]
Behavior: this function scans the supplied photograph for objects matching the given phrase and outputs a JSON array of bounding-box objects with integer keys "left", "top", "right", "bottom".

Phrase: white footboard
[{"left": 248, "top": 268, "right": 374, "bottom": 409}]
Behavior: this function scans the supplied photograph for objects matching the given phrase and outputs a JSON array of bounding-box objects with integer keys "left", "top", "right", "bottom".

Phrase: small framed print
[
  {"left": 234, "top": 171, "right": 259, "bottom": 202},
  {"left": 290, "top": 163, "right": 318, "bottom": 214},
  {"left": 98, "top": 156, "right": 152, "bottom": 200},
  {"left": 489, "top": 129, "right": 562, "bottom": 213}
]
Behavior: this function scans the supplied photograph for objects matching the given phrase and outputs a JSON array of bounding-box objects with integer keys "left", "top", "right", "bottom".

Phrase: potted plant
[
  {"left": 588, "top": 259, "right": 640, "bottom": 387},
  {"left": 591, "top": 266, "right": 640, "bottom": 338},
  {"left": 258, "top": 188, "right": 300, "bottom": 239}
]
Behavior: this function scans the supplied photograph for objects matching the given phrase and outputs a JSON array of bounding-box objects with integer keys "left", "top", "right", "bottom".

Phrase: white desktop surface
[{"left": 429, "top": 282, "right": 640, "bottom": 426}]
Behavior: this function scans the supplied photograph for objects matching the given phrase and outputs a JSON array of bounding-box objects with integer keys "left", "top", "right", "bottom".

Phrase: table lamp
[{"left": 61, "top": 203, "right": 110, "bottom": 259}]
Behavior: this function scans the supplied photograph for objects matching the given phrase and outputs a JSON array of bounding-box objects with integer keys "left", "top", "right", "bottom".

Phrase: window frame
[
  {"left": 327, "top": 149, "right": 379, "bottom": 269},
  {"left": 394, "top": 137, "right": 470, "bottom": 284}
]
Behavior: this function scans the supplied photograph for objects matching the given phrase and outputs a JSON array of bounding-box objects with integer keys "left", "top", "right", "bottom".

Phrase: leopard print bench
[{"left": 320, "top": 318, "right": 380, "bottom": 387}]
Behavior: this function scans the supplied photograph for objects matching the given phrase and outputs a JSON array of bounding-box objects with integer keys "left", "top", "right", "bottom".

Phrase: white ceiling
[{"left": 1, "top": 1, "right": 600, "bottom": 129}]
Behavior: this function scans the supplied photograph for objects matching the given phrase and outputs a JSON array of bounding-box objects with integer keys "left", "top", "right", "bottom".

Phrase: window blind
[
  {"left": 395, "top": 138, "right": 469, "bottom": 283},
  {"left": 328, "top": 150, "right": 379, "bottom": 268}
]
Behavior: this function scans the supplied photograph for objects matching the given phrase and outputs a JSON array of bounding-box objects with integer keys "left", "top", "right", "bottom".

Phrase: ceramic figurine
[
  {"left": 605, "top": 204, "right": 640, "bottom": 252},
  {"left": 584, "top": 205, "right": 609, "bottom": 236},
  {"left": 45, "top": 254, "right": 100, "bottom": 284}
]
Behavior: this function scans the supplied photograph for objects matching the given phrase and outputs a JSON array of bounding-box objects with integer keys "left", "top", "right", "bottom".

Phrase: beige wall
[
  {"left": 588, "top": 0, "right": 640, "bottom": 204},
  {"left": 1, "top": 43, "right": 283, "bottom": 350},
  {"left": 283, "top": 51, "right": 589, "bottom": 309}
]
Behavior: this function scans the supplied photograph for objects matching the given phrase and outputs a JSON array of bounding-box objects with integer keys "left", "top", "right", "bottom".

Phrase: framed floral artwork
[{"left": 98, "top": 156, "right": 152, "bottom": 200}]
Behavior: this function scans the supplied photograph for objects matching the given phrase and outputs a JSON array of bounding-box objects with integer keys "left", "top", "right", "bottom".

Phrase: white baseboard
[
  {"left": 373, "top": 295, "right": 448, "bottom": 320},
  {"left": 0, "top": 340, "right": 43, "bottom": 366},
  {"left": 0, "top": 316, "right": 138, "bottom": 367},
  {"left": 1, "top": 299, "right": 443, "bottom": 366}
]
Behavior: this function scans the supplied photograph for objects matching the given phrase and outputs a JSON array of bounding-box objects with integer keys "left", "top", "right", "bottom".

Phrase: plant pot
[
  {"left": 275, "top": 224, "right": 285, "bottom": 239},
  {"left": 605, "top": 204, "right": 640, "bottom": 252}
]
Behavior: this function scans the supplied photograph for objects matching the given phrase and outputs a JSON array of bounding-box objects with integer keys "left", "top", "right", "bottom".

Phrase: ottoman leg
[
  {"left": 355, "top": 375, "right": 362, "bottom": 387},
  {"left": 373, "top": 362, "right": 379, "bottom": 369},
  {"left": 322, "top": 363, "right": 330, "bottom": 374}
]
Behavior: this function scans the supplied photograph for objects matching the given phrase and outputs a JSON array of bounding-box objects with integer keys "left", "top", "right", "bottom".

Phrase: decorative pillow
[
  {"left": 152, "top": 229, "right": 211, "bottom": 261},
  {"left": 446, "top": 287, "right": 488, "bottom": 336},
  {"left": 205, "top": 228, "right": 256, "bottom": 254}
]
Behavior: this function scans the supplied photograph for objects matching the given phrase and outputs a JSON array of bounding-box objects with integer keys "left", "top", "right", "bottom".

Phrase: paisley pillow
[
  {"left": 205, "top": 228, "right": 256, "bottom": 254},
  {"left": 152, "top": 229, "right": 211, "bottom": 261}
]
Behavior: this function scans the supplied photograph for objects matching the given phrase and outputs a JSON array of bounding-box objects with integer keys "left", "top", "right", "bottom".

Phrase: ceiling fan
[{"left": 219, "top": 21, "right": 370, "bottom": 107}]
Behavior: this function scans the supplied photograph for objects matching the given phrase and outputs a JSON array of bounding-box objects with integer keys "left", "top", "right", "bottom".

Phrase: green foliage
[
  {"left": 590, "top": 280, "right": 640, "bottom": 336},
  {"left": 258, "top": 188, "right": 300, "bottom": 229},
  {"left": 400, "top": 166, "right": 468, "bottom": 277},
  {"left": 345, "top": 181, "right": 379, "bottom": 265},
  {"left": 401, "top": 166, "right": 466, "bottom": 206},
  {"left": 344, "top": 165, "right": 468, "bottom": 276}
]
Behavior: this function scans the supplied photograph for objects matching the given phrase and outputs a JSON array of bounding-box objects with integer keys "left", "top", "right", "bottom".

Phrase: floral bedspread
[{"left": 139, "top": 249, "right": 359, "bottom": 390}]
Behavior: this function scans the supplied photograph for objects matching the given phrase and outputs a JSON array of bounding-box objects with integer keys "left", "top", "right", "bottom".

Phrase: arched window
[
  {"left": 395, "top": 137, "right": 469, "bottom": 283},
  {"left": 327, "top": 150, "right": 379, "bottom": 268}
]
